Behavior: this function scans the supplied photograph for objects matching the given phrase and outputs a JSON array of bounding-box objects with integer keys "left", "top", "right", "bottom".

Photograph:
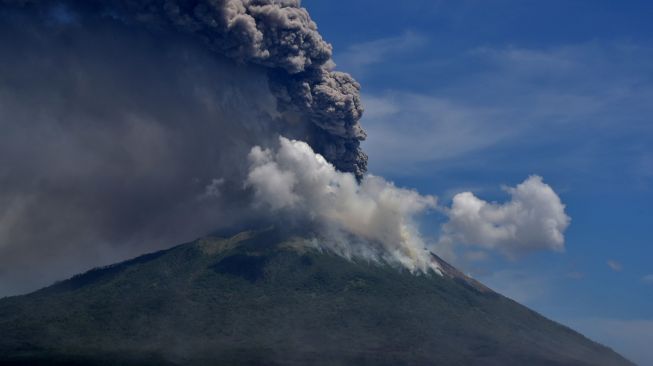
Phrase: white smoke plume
[
  {"left": 439, "top": 176, "right": 571, "bottom": 258},
  {"left": 246, "top": 137, "right": 440, "bottom": 273}
]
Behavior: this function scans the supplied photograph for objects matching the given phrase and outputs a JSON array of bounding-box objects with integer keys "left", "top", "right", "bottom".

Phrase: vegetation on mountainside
[{"left": 0, "top": 229, "right": 633, "bottom": 366}]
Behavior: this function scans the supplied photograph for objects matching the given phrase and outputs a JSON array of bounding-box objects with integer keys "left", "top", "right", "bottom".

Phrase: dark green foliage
[
  {"left": 0, "top": 229, "right": 633, "bottom": 366},
  {"left": 212, "top": 254, "right": 270, "bottom": 282}
]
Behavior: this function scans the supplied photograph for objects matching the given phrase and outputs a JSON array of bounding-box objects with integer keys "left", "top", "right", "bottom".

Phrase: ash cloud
[
  {"left": 0, "top": 0, "right": 366, "bottom": 296},
  {"left": 9, "top": 0, "right": 367, "bottom": 176},
  {"left": 0, "top": 0, "right": 571, "bottom": 296}
]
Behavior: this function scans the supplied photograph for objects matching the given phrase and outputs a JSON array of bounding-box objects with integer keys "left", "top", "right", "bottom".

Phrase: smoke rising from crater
[
  {"left": 246, "top": 137, "right": 440, "bottom": 273},
  {"left": 0, "top": 0, "right": 570, "bottom": 297},
  {"left": 0, "top": 0, "right": 366, "bottom": 296}
]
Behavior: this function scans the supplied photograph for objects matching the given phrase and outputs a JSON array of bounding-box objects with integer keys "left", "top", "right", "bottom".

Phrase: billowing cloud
[
  {"left": 246, "top": 137, "right": 440, "bottom": 273},
  {"left": 439, "top": 176, "right": 571, "bottom": 258},
  {"left": 0, "top": 0, "right": 367, "bottom": 296},
  {"left": 0, "top": 1, "right": 575, "bottom": 297}
]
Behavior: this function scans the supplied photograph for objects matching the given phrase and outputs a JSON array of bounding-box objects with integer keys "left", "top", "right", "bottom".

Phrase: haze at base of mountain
[{"left": 0, "top": 228, "right": 634, "bottom": 366}]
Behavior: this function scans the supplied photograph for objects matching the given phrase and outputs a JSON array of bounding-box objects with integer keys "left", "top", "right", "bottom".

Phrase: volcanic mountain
[{"left": 0, "top": 228, "right": 633, "bottom": 366}]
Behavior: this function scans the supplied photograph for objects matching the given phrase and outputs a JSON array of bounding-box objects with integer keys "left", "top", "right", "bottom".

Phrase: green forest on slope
[{"left": 0, "top": 229, "right": 634, "bottom": 366}]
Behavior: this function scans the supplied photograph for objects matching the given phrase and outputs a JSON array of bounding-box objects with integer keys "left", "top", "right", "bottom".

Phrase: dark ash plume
[
  {"left": 7, "top": 0, "right": 367, "bottom": 176},
  {"left": 0, "top": 0, "right": 366, "bottom": 296}
]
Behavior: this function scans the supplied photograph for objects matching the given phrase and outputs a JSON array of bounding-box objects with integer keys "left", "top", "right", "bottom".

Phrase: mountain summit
[{"left": 0, "top": 228, "right": 632, "bottom": 366}]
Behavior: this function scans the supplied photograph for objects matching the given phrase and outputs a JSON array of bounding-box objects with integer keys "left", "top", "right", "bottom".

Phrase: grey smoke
[
  {"left": 7, "top": 0, "right": 367, "bottom": 176},
  {"left": 0, "top": 1, "right": 571, "bottom": 297},
  {"left": 0, "top": 0, "right": 365, "bottom": 296}
]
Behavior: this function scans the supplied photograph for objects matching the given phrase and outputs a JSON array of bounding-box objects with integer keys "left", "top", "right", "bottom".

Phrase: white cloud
[
  {"left": 246, "top": 137, "right": 440, "bottom": 273},
  {"left": 246, "top": 142, "right": 569, "bottom": 266},
  {"left": 362, "top": 92, "right": 510, "bottom": 173},
  {"left": 642, "top": 274, "right": 653, "bottom": 284},
  {"left": 361, "top": 42, "right": 653, "bottom": 178},
  {"left": 439, "top": 176, "right": 570, "bottom": 258},
  {"left": 463, "top": 250, "right": 489, "bottom": 262},
  {"left": 360, "top": 94, "right": 401, "bottom": 120},
  {"left": 336, "top": 31, "right": 426, "bottom": 72},
  {"left": 607, "top": 260, "right": 623, "bottom": 272}
]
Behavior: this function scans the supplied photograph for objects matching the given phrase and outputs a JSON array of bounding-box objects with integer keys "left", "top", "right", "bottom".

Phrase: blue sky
[{"left": 304, "top": 1, "right": 653, "bottom": 364}]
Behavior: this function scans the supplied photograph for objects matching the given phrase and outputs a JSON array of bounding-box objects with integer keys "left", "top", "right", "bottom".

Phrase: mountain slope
[{"left": 0, "top": 228, "right": 633, "bottom": 366}]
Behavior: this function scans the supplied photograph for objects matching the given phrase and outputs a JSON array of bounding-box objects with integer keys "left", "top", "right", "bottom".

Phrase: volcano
[{"left": 0, "top": 228, "right": 632, "bottom": 366}]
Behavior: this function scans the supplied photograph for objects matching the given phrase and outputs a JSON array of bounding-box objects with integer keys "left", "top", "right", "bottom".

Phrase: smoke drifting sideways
[
  {"left": 246, "top": 137, "right": 441, "bottom": 274},
  {"left": 438, "top": 176, "right": 571, "bottom": 260},
  {"left": 244, "top": 138, "right": 570, "bottom": 271},
  {"left": 0, "top": 0, "right": 367, "bottom": 296}
]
